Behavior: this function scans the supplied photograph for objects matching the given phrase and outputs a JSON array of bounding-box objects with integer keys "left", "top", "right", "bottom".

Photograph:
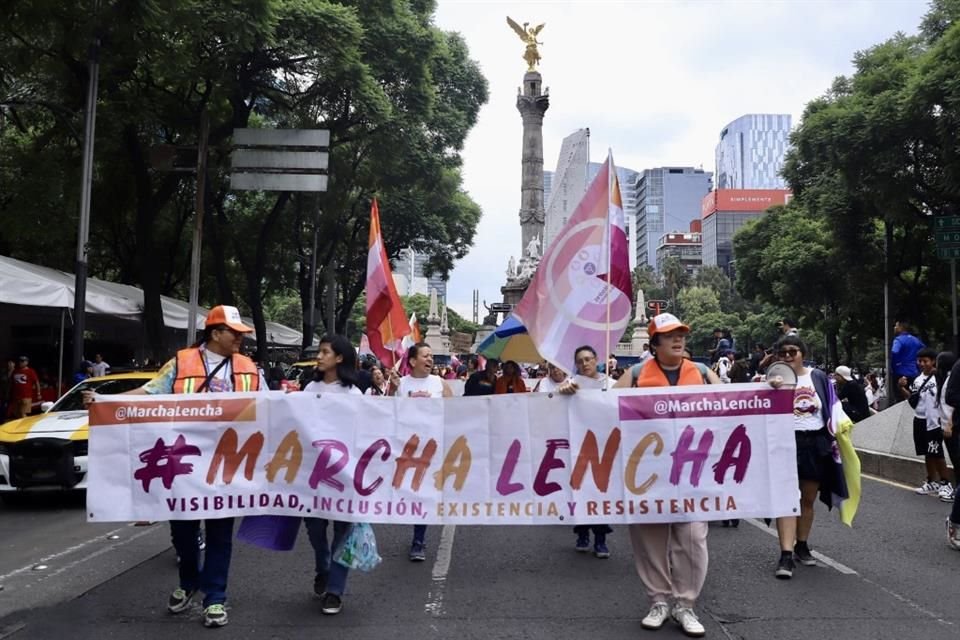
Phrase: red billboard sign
[{"left": 701, "top": 189, "right": 792, "bottom": 218}]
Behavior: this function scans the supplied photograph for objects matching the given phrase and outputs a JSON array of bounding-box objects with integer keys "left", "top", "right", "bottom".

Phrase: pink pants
[{"left": 628, "top": 522, "right": 709, "bottom": 608}]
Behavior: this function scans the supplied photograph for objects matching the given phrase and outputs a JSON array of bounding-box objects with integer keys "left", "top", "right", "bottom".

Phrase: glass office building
[
  {"left": 634, "top": 167, "right": 712, "bottom": 271},
  {"left": 715, "top": 114, "right": 791, "bottom": 190}
]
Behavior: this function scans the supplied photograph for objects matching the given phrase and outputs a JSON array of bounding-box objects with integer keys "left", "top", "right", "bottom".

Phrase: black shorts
[
  {"left": 795, "top": 428, "right": 831, "bottom": 482},
  {"left": 913, "top": 417, "right": 945, "bottom": 458}
]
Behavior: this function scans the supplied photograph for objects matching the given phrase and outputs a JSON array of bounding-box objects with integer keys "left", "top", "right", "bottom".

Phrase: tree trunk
[
  {"left": 238, "top": 192, "right": 290, "bottom": 364},
  {"left": 123, "top": 125, "right": 180, "bottom": 362}
]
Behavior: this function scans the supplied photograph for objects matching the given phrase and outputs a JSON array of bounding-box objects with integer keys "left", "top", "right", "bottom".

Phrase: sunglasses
[{"left": 777, "top": 348, "right": 801, "bottom": 357}]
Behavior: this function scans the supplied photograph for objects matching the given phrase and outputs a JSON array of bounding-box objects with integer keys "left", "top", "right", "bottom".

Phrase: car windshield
[{"left": 51, "top": 378, "right": 150, "bottom": 412}]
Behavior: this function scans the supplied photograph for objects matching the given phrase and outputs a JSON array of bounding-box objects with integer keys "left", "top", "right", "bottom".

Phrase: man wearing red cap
[{"left": 89, "top": 305, "right": 264, "bottom": 628}]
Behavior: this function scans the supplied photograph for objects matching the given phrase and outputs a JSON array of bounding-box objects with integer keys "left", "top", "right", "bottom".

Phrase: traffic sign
[
  {"left": 935, "top": 216, "right": 960, "bottom": 230},
  {"left": 230, "top": 128, "right": 329, "bottom": 192},
  {"left": 938, "top": 247, "right": 960, "bottom": 260},
  {"left": 488, "top": 302, "right": 513, "bottom": 313},
  {"left": 937, "top": 231, "right": 960, "bottom": 246}
]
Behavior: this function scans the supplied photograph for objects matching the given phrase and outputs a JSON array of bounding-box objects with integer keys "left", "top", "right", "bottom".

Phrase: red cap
[
  {"left": 648, "top": 313, "right": 690, "bottom": 338},
  {"left": 205, "top": 305, "right": 253, "bottom": 333}
]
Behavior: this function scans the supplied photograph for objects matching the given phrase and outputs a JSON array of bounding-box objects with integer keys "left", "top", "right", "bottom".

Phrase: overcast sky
[{"left": 432, "top": 0, "right": 929, "bottom": 320}]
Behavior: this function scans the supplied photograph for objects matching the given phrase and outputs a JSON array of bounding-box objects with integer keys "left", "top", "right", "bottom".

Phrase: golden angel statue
[{"left": 506, "top": 17, "right": 545, "bottom": 71}]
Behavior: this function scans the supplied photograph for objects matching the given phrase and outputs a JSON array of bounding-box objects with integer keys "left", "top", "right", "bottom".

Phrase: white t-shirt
[
  {"left": 534, "top": 376, "right": 565, "bottom": 393},
  {"left": 910, "top": 373, "right": 937, "bottom": 426},
  {"left": 716, "top": 357, "right": 731, "bottom": 383},
  {"left": 937, "top": 372, "right": 953, "bottom": 429},
  {"left": 199, "top": 350, "right": 234, "bottom": 393},
  {"left": 397, "top": 374, "right": 446, "bottom": 398},
  {"left": 792, "top": 371, "right": 824, "bottom": 432},
  {"left": 303, "top": 380, "right": 362, "bottom": 395},
  {"left": 364, "top": 384, "right": 389, "bottom": 396},
  {"left": 573, "top": 373, "right": 609, "bottom": 391},
  {"left": 91, "top": 361, "right": 110, "bottom": 377}
]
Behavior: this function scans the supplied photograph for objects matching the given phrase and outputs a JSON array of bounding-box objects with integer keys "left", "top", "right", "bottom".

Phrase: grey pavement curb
[{"left": 854, "top": 448, "right": 945, "bottom": 486}]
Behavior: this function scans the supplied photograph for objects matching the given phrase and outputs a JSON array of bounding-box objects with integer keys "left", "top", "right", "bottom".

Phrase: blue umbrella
[{"left": 476, "top": 316, "right": 543, "bottom": 363}]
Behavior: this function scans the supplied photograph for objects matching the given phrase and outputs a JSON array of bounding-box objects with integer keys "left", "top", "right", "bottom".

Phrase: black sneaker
[
  {"left": 409, "top": 540, "right": 426, "bottom": 562},
  {"left": 313, "top": 574, "right": 327, "bottom": 598},
  {"left": 794, "top": 541, "right": 816, "bottom": 566},
  {"left": 775, "top": 555, "right": 795, "bottom": 579},
  {"left": 320, "top": 592, "right": 342, "bottom": 615},
  {"left": 167, "top": 587, "right": 196, "bottom": 613}
]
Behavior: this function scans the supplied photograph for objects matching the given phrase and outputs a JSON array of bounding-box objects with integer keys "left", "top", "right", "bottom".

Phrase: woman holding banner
[
  {"left": 388, "top": 342, "right": 453, "bottom": 562},
  {"left": 560, "top": 313, "right": 718, "bottom": 638},
  {"left": 301, "top": 335, "right": 363, "bottom": 615}
]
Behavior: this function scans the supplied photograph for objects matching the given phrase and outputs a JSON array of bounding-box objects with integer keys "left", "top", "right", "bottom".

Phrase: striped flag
[
  {"left": 513, "top": 153, "right": 632, "bottom": 374},
  {"left": 365, "top": 199, "right": 410, "bottom": 368},
  {"left": 396, "top": 313, "right": 422, "bottom": 375}
]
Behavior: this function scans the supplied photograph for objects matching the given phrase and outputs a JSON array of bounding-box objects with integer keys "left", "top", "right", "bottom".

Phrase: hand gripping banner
[{"left": 87, "top": 385, "right": 798, "bottom": 524}]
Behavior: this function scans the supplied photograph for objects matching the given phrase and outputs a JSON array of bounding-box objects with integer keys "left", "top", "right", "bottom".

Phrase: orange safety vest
[
  {"left": 172, "top": 347, "right": 260, "bottom": 394},
  {"left": 634, "top": 358, "right": 704, "bottom": 388}
]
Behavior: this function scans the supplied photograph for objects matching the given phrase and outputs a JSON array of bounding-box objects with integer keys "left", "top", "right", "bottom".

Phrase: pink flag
[{"left": 513, "top": 153, "right": 633, "bottom": 374}]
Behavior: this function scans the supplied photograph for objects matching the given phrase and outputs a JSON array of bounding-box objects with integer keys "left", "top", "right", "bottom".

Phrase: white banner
[{"left": 87, "top": 385, "right": 799, "bottom": 524}]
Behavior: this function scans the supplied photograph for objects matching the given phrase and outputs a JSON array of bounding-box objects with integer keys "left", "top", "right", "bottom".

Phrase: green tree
[
  {"left": 660, "top": 256, "right": 690, "bottom": 308},
  {"left": 0, "top": 0, "right": 488, "bottom": 364}
]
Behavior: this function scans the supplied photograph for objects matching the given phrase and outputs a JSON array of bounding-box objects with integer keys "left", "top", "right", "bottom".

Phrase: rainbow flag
[
  {"left": 365, "top": 199, "right": 410, "bottom": 368},
  {"left": 513, "top": 153, "right": 632, "bottom": 374}
]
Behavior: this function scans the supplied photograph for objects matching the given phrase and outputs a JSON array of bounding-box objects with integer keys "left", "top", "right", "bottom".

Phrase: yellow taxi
[
  {"left": 284, "top": 359, "right": 317, "bottom": 391},
  {"left": 0, "top": 371, "right": 155, "bottom": 499}
]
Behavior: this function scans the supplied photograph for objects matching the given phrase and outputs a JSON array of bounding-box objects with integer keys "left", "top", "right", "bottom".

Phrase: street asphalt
[{"left": 1, "top": 476, "right": 957, "bottom": 639}]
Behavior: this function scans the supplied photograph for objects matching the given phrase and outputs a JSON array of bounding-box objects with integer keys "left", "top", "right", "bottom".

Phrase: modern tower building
[
  {"left": 715, "top": 114, "right": 792, "bottom": 190},
  {"left": 656, "top": 220, "right": 703, "bottom": 277},
  {"left": 393, "top": 248, "right": 446, "bottom": 301},
  {"left": 543, "top": 170, "right": 554, "bottom": 211},
  {"left": 634, "top": 167, "right": 713, "bottom": 271},
  {"left": 700, "top": 189, "right": 792, "bottom": 273},
  {"left": 588, "top": 162, "right": 640, "bottom": 271},
  {"left": 543, "top": 128, "right": 590, "bottom": 250}
]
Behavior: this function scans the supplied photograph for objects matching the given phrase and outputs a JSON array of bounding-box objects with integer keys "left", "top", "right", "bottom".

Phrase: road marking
[
  {"left": 44, "top": 524, "right": 161, "bottom": 579},
  {"left": 741, "top": 517, "right": 953, "bottom": 627},
  {"left": 424, "top": 524, "right": 456, "bottom": 618},
  {"left": 0, "top": 622, "right": 26, "bottom": 640},
  {"left": 741, "top": 518, "right": 858, "bottom": 574},
  {"left": 0, "top": 523, "right": 138, "bottom": 583}
]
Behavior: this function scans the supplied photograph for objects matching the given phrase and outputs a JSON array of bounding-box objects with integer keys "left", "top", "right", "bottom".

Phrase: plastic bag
[{"left": 334, "top": 523, "right": 382, "bottom": 572}]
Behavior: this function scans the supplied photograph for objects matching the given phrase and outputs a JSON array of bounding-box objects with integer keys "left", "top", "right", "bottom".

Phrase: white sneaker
[
  {"left": 915, "top": 480, "right": 939, "bottom": 495},
  {"left": 671, "top": 605, "right": 706, "bottom": 638},
  {"left": 938, "top": 483, "right": 955, "bottom": 502},
  {"left": 641, "top": 602, "right": 670, "bottom": 630}
]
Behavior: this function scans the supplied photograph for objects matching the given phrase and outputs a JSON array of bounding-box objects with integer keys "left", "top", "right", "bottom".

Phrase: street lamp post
[{"left": 72, "top": 1, "right": 101, "bottom": 372}]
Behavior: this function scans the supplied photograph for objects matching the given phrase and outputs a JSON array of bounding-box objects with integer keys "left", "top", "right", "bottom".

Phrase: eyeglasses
[{"left": 777, "top": 348, "right": 801, "bottom": 357}]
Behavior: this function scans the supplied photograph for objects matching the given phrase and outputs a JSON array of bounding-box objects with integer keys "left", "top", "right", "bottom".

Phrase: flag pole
[{"left": 604, "top": 151, "right": 614, "bottom": 388}]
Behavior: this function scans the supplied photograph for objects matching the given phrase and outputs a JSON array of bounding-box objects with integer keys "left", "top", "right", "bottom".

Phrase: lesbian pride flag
[
  {"left": 365, "top": 199, "right": 410, "bottom": 367},
  {"left": 513, "top": 153, "right": 632, "bottom": 374}
]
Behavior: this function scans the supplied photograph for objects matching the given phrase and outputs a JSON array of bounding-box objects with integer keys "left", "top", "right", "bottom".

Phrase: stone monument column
[{"left": 517, "top": 72, "right": 549, "bottom": 255}]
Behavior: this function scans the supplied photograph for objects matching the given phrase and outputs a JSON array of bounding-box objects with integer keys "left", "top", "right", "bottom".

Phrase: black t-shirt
[{"left": 464, "top": 371, "right": 496, "bottom": 396}]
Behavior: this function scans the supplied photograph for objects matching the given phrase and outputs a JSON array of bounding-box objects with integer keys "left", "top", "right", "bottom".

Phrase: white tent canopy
[
  {"left": 0, "top": 254, "right": 310, "bottom": 346},
  {"left": 0, "top": 254, "right": 142, "bottom": 317}
]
